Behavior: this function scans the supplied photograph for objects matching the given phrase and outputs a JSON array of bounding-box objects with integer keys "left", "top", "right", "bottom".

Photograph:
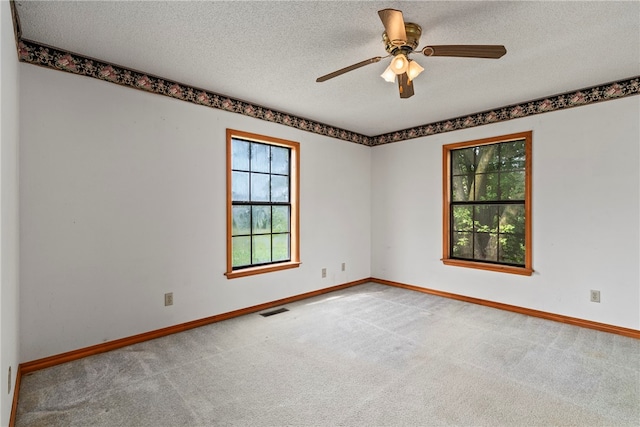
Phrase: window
[
  {"left": 226, "top": 129, "right": 300, "bottom": 279},
  {"left": 442, "top": 131, "right": 532, "bottom": 275}
]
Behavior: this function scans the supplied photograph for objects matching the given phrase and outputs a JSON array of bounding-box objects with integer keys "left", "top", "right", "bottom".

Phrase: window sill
[
  {"left": 225, "top": 261, "right": 301, "bottom": 279},
  {"left": 442, "top": 259, "right": 533, "bottom": 276}
]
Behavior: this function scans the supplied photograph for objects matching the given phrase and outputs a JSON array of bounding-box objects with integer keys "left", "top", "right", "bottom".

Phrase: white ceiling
[{"left": 15, "top": 1, "right": 640, "bottom": 136}]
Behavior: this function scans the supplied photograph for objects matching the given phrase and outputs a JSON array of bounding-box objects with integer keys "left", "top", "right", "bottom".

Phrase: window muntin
[
  {"left": 443, "top": 132, "right": 532, "bottom": 275},
  {"left": 226, "top": 130, "right": 300, "bottom": 279}
]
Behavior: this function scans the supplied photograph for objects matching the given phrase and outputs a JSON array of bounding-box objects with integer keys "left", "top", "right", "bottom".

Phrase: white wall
[
  {"left": 19, "top": 64, "right": 371, "bottom": 362},
  {"left": 372, "top": 95, "right": 640, "bottom": 329},
  {"left": 15, "top": 45, "right": 640, "bottom": 364},
  {"left": 0, "top": 1, "right": 20, "bottom": 424}
]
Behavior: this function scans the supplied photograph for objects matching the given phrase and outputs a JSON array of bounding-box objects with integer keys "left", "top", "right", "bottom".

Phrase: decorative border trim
[
  {"left": 16, "top": 38, "right": 638, "bottom": 147},
  {"left": 371, "top": 278, "right": 640, "bottom": 339},
  {"left": 371, "top": 77, "right": 640, "bottom": 145},
  {"left": 9, "top": 1, "right": 21, "bottom": 44},
  {"left": 17, "top": 39, "right": 371, "bottom": 146}
]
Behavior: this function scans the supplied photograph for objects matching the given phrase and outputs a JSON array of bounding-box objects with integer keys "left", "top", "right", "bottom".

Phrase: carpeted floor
[{"left": 15, "top": 282, "right": 640, "bottom": 426}]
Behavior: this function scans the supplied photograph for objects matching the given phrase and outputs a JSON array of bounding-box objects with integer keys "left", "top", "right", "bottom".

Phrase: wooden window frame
[
  {"left": 225, "top": 129, "right": 300, "bottom": 279},
  {"left": 442, "top": 131, "right": 533, "bottom": 276}
]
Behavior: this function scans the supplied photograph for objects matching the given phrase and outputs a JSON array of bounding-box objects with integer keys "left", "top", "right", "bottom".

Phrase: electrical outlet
[
  {"left": 321, "top": 268, "right": 326, "bottom": 278},
  {"left": 341, "top": 262, "right": 346, "bottom": 271},
  {"left": 164, "top": 292, "right": 173, "bottom": 306},
  {"left": 590, "top": 290, "right": 601, "bottom": 303},
  {"left": 8, "top": 366, "right": 11, "bottom": 394}
]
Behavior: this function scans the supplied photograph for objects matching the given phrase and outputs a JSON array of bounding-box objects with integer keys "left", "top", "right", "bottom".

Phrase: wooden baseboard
[
  {"left": 19, "top": 278, "right": 369, "bottom": 375},
  {"left": 8, "top": 364, "right": 21, "bottom": 427},
  {"left": 16, "top": 275, "right": 639, "bottom": 375},
  {"left": 370, "top": 277, "right": 640, "bottom": 339}
]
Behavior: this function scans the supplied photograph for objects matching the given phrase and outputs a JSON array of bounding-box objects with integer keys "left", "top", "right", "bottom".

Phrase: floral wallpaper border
[
  {"left": 17, "top": 38, "right": 639, "bottom": 147},
  {"left": 17, "top": 39, "right": 370, "bottom": 146},
  {"left": 372, "top": 76, "right": 639, "bottom": 146}
]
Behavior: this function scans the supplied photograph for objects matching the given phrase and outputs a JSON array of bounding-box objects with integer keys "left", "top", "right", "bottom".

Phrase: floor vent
[{"left": 260, "top": 307, "right": 289, "bottom": 317}]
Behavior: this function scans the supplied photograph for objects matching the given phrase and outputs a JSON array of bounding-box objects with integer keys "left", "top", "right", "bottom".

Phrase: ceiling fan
[{"left": 316, "top": 9, "right": 507, "bottom": 99}]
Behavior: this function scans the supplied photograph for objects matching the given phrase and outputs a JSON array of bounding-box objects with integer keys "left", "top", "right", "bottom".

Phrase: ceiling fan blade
[
  {"left": 378, "top": 9, "right": 407, "bottom": 46},
  {"left": 398, "top": 73, "right": 414, "bottom": 99},
  {"left": 316, "top": 57, "right": 382, "bottom": 82},
  {"left": 422, "top": 45, "right": 507, "bottom": 59}
]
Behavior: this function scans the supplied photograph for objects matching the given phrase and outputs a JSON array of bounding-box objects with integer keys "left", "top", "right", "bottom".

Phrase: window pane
[
  {"left": 452, "top": 206, "right": 473, "bottom": 231},
  {"left": 499, "top": 234, "right": 525, "bottom": 265},
  {"left": 251, "top": 143, "right": 270, "bottom": 173},
  {"left": 452, "top": 175, "right": 474, "bottom": 201},
  {"left": 452, "top": 148, "right": 476, "bottom": 175},
  {"left": 232, "top": 139, "right": 250, "bottom": 171},
  {"left": 271, "top": 146, "right": 289, "bottom": 175},
  {"left": 476, "top": 144, "right": 500, "bottom": 173},
  {"left": 500, "top": 140, "right": 525, "bottom": 171},
  {"left": 252, "top": 235, "right": 271, "bottom": 264},
  {"left": 474, "top": 232, "right": 498, "bottom": 261},
  {"left": 499, "top": 205, "right": 525, "bottom": 235},
  {"left": 232, "top": 171, "right": 249, "bottom": 201},
  {"left": 474, "top": 205, "right": 499, "bottom": 233},
  {"left": 476, "top": 172, "right": 499, "bottom": 201},
  {"left": 232, "top": 206, "right": 251, "bottom": 235},
  {"left": 272, "top": 206, "right": 290, "bottom": 233},
  {"left": 272, "top": 233, "right": 290, "bottom": 262},
  {"left": 250, "top": 173, "right": 270, "bottom": 202},
  {"left": 452, "top": 231, "right": 473, "bottom": 258},
  {"left": 500, "top": 171, "right": 525, "bottom": 200},
  {"left": 271, "top": 175, "right": 289, "bottom": 202},
  {"left": 232, "top": 236, "right": 251, "bottom": 267},
  {"left": 252, "top": 205, "right": 271, "bottom": 234}
]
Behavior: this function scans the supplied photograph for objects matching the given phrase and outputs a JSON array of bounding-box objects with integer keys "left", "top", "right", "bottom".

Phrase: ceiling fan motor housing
[{"left": 383, "top": 22, "right": 422, "bottom": 55}]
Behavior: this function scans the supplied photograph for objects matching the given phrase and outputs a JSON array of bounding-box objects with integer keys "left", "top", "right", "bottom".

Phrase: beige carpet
[{"left": 16, "top": 282, "right": 640, "bottom": 426}]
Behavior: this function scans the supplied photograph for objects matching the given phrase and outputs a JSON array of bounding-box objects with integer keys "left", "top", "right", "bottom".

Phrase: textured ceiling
[{"left": 14, "top": 1, "right": 640, "bottom": 136}]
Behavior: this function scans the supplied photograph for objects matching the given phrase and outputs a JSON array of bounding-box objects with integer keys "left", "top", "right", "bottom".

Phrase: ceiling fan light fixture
[
  {"left": 316, "top": 8, "right": 507, "bottom": 100},
  {"left": 381, "top": 64, "right": 396, "bottom": 82},
  {"left": 391, "top": 53, "right": 409, "bottom": 74},
  {"left": 407, "top": 60, "right": 424, "bottom": 81}
]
